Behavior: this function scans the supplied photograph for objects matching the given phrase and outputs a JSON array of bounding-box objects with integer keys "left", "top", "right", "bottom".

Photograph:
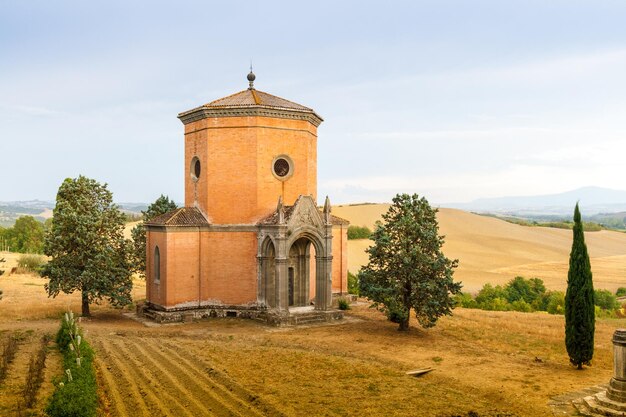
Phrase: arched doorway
[{"left": 287, "top": 237, "right": 314, "bottom": 307}]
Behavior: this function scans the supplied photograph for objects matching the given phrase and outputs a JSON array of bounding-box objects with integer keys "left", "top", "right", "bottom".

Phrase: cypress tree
[{"left": 564, "top": 203, "right": 595, "bottom": 369}]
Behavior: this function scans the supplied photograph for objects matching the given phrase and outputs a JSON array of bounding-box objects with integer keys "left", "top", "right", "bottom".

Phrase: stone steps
[{"left": 573, "top": 394, "right": 626, "bottom": 417}]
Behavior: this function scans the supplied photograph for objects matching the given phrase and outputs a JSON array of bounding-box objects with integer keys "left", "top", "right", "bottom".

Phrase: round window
[
  {"left": 273, "top": 158, "right": 290, "bottom": 177},
  {"left": 191, "top": 157, "right": 201, "bottom": 181},
  {"left": 272, "top": 155, "right": 294, "bottom": 180}
]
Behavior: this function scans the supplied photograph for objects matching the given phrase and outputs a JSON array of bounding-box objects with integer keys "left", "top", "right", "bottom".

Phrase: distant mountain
[
  {"left": 0, "top": 200, "right": 150, "bottom": 227},
  {"left": 444, "top": 186, "right": 626, "bottom": 216}
]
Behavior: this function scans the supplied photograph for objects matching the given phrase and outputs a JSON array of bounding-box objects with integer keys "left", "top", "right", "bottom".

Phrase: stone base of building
[
  {"left": 573, "top": 390, "right": 626, "bottom": 416},
  {"left": 137, "top": 302, "right": 344, "bottom": 326}
]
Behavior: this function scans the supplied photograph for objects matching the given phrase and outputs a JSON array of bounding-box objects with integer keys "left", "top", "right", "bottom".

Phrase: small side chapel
[{"left": 142, "top": 72, "right": 349, "bottom": 322}]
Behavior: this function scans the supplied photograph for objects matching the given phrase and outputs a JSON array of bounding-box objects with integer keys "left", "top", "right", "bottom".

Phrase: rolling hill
[{"left": 334, "top": 204, "right": 626, "bottom": 293}]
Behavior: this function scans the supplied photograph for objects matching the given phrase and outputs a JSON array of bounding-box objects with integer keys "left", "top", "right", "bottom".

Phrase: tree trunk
[
  {"left": 398, "top": 315, "right": 409, "bottom": 331},
  {"left": 577, "top": 363, "right": 583, "bottom": 370},
  {"left": 81, "top": 291, "right": 91, "bottom": 317}
]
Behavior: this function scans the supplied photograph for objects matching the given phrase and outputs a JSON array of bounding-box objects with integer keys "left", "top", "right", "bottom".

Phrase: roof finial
[{"left": 247, "top": 62, "right": 256, "bottom": 90}]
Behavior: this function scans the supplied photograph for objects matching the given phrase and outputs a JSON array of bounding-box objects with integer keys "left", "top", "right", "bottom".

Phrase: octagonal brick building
[{"left": 143, "top": 72, "right": 349, "bottom": 321}]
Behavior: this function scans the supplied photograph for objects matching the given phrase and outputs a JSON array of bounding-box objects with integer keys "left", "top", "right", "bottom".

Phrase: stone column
[
  {"left": 274, "top": 225, "right": 288, "bottom": 311},
  {"left": 607, "top": 329, "right": 626, "bottom": 402}
]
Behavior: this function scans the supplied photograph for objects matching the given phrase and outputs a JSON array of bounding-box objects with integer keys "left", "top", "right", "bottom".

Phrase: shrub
[
  {"left": 337, "top": 298, "right": 350, "bottom": 310},
  {"left": 595, "top": 289, "right": 620, "bottom": 311},
  {"left": 475, "top": 283, "right": 508, "bottom": 306},
  {"left": 546, "top": 291, "right": 565, "bottom": 314},
  {"left": 480, "top": 297, "right": 509, "bottom": 311},
  {"left": 348, "top": 272, "right": 359, "bottom": 295},
  {"left": 17, "top": 254, "right": 46, "bottom": 273},
  {"left": 617, "top": 287, "right": 626, "bottom": 297},
  {"left": 46, "top": 312, "right": 97, "bottom": 417},
  {"left": 504, "top": 276, "right": 546, "bottom": 304},
  {"left": 347, "top": 225, "right": 372, "bottom": 240},
  {"left": 510, "top": 299, "right": 533, "bottom": 312},
  {"left": 453, "top": 292, "right": 478, "bottom": 309}
]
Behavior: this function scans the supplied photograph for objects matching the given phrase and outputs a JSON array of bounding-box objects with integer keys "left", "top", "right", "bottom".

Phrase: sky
[{"left": 1, "top": 0, "right": 626, "bottom": 205}]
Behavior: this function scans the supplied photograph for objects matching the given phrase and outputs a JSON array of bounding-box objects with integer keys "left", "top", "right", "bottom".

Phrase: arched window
[{"left": 154, "top": 246, "right": 161, "bottom": 283}]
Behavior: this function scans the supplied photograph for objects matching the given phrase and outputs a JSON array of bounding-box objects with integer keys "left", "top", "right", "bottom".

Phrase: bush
[
  {"left": 453, "top": 292, "right": 478, "bottom": 309},
  {"left": 480, "top": 297, "right": 510, "bottom": 311},
  {"left": 17, "top": 254, "right": 46, "bottom": 273},
  {"left": 347, "top": 225, "right": 372, "bottom": 240},
  {"left": 546, "top": 291, "right": 565, "bottom": 314},
  {"left": 595, "top": 289, "right": 620, "bottom": 311},
  {"left": 46, "top": 312, "right": 98, "bottom": 417},
  {"left": 475, "top": 283, "right": 508, "bottom": 306},
  {"left": 616, "top": 287, "right": 626, "bottom": 297},
  {"left": 348, "top": 272, "right": 359, "bottom": 295},
  {"left": 504, "top": 276, "right": 546, "bottom": 304},
  {"left": 510, "top": 299, "right": 533, "bottom": 312},
  {"left": 337, "top": 298, "right": 350, "bottom": 310}
]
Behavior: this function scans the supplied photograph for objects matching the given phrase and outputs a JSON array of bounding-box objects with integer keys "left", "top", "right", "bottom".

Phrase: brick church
[{"left": 142, "top": 71, "right": 349, "bottom": 323}]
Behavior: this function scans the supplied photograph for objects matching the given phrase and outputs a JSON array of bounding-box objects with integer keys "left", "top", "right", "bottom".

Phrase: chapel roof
[
  {"left": 258, "top": 206, "right": 349, "bottom": 226},
  {"left": 145, "top": 207, "right": 209, "bottom": 227},
  {"left": 178, "top": 71, "right": 323, "bottom": 126}
]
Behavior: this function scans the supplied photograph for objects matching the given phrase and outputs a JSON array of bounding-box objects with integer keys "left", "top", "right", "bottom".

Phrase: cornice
[{"left": 178, "top": 106, "right": 323, "bottom": 127}]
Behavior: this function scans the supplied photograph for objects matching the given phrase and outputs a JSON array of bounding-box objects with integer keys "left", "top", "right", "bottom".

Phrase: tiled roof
[
  {"left": 329, "top": 214, "right": 350, "bottom": 226},
  {"left": 178, "top": 88, "right": 323, "bottom": 126},
  {"left": 205, "top": 89, "right": 314, "bottom": 112},
  {"left": 145, "top": 207, "right": 209, "bottom": 227},
  {"left": 258, "top": 207, "right": 350, "bottom": 226},
  {"left": 258, "top": 205, "right": 296, "bottom": 225}
]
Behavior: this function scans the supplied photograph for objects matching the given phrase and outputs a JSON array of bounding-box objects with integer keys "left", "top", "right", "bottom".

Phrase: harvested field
[
  {"left": 0, "top": 327, "right": 62, "bottom": 416},
  {"left": 334, "top": 204, "right": 626, "bottom": 293}
]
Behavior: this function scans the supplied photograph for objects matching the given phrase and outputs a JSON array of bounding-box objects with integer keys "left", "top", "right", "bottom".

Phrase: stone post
[{"left": 607, "top": 329, "right": 626, "bottom": 402}]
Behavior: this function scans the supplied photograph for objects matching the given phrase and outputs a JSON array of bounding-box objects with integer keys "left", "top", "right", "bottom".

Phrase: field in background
[{"left": 335, "top": 204, "right": 626, "bottom": 293}]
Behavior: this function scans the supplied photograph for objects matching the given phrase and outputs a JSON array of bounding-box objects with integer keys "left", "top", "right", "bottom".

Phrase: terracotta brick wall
[
  {"left": 332, "top": 225, "right": 348, "bottom": 294},
  {"left": 183, "top": 116, "right": 317, "bottom": 224},
  {"left": 203, "top": 231, "right": 258, "bottom": 304}
]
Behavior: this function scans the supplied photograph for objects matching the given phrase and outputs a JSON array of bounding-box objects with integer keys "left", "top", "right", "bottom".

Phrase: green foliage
[
  {"left": 347, "top": 225, "right": 372, "bottom": 240},
  {"left": 616, "top": 287, "right": 626, "bottom": 297},
  {"left": 41, "top": 176, "right": 133, "bottom": 316},
  {"left": 129, "top": 195, "right": 177, "bottom": 278},
  {"left": 348, "top": 271, "right": 359, "bottom": 295},
  {"left": 457, "top": 278, "right": 568, "bottom": 315},
  {"left": 594, "top": 289, "right": 619, "bottom": 311},
  {"left": 17, "top": 253, "right": 46, "bottom": 273},
  {"left": 510, "top": 299, "right": 533, "bottom": 312},
  {"left": 546, "top": 291, "right": 565, "bottom": 314},
  {"left": 1, "top": 215, "right": 45, "bottom": 253},
  {"left": 475, "top": 283, "right": 508, "bottom": 306},
  {"left": 46, "top": 313, "right": 97, "bottom": 417},
  {"left": 337, "top": 298, "right": 351, "bottom": 310},
  {"left": 565, "top": 203, "right": 595, "bottom": 369},
  {"left": 359, "top": 193, "right": 461, "bottom": 330},
  {"left": 453, "top": 292, "right": 478, "bottom": 309}
]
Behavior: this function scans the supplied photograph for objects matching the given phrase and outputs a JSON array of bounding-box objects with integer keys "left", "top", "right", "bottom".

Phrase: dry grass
[
  {"left": 72, "top": 304, "right": 623, "bottom": 417},
  {"left": 334, "top": 204, "right": 626, "bottom": 293},
  {"left": 0, "top": 265, "right": 145, "bottom": 324}
]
